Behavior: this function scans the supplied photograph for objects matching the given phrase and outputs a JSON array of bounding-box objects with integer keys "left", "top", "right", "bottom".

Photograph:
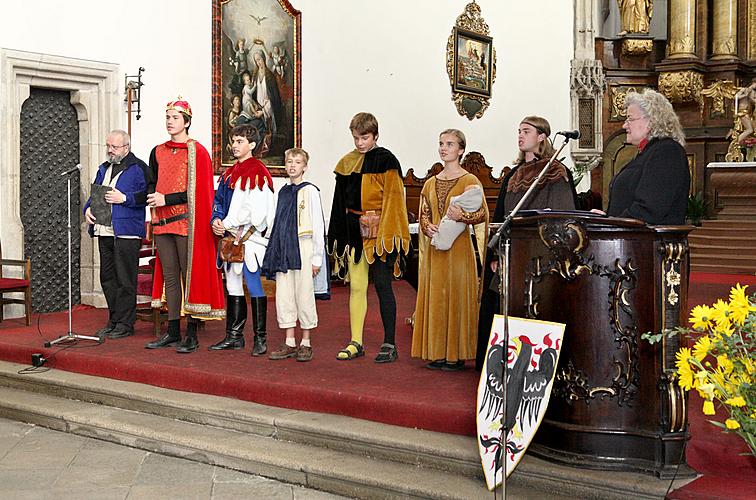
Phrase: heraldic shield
[{"left": 476, "top": 315, "right": 565, "bottom": 490}]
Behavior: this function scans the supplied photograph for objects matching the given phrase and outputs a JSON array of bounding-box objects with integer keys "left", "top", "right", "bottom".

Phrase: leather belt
[{"left": 153, "top": 213, "right": 189, "bottom": 226}]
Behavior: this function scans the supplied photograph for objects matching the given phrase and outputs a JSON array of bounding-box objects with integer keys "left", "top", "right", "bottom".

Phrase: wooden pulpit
[{"left": 502, "top": 212, "right": 693, "bottom": 478}]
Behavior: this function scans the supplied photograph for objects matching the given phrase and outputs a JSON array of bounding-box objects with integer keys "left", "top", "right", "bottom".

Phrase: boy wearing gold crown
[{"left": 145, "top": 98, "right": 225, "bottom": 353}]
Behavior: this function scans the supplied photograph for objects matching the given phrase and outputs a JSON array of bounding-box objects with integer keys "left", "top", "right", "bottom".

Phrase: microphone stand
[
  {"left": 488, "top": 135, "right": 571, "bottom": 497},
  {"left": 46, "top": 169, "right": 101, "bottom": 347}
]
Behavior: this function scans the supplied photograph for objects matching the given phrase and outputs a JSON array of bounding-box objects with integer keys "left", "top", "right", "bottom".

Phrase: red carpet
[
  {"left": 669, "top": 273, "right": 756, "bottom": 500},
  {"left": 1, "top": 274, "right": 754, "bottom": 498},
  {"left": 0, "top": 281, "right": 478, "bottom": 436}
]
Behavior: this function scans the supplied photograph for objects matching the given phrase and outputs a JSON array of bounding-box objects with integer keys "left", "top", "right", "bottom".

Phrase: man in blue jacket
[{"left": 84, "top": 130, "right": 148, "bottom": 339}]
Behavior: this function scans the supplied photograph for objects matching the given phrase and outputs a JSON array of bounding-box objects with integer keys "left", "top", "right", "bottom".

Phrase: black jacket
[{"left": 607, "top": 137, "right": 690, "bottom": 225}]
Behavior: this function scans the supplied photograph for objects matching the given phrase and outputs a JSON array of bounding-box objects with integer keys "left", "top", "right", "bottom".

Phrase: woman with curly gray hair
[{"left": 606, "top": 88, "right": 690, "bottom": 225}]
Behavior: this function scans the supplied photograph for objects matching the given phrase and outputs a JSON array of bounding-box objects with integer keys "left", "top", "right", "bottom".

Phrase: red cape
[
  {"left": 151, "top": 140, "right": 225, "bottom": 319},
  {"left": 221, "top": 156, "right": 273, "bottom": 191}
]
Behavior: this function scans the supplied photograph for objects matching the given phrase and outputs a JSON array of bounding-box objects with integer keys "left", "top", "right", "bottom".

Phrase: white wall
[{"left": 0, "top": 0, "right": 573, "bottom": 216}]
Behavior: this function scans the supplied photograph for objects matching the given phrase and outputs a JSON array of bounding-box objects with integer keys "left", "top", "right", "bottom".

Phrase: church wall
[{"left": 0, "top": 0, "right": 573, "bottom": 217}]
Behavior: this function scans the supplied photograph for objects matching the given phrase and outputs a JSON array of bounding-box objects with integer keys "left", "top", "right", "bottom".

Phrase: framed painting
[
  {"left": 445, "top": 3, "right": 496, "bottom": 120},
  {"left": 452, "top": 27, "right": 493, "bottom": 98},
  {"left": 212, "top": 0, "right": 301, "bottom": 175}
]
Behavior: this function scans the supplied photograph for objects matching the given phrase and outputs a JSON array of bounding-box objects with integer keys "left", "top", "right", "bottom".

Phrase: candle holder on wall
[{"left": 124, "top": 67, "right": 145, "bottom": 135}]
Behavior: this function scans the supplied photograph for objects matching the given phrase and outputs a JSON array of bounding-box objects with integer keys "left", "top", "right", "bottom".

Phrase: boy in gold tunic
[{"left": 327, "top": 112, "right": 410, "bottom": 363}]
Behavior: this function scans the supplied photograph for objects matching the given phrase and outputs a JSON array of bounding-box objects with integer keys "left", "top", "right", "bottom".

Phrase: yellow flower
[
  {"left": 728, "top": 284, "right": 749, "bottom": 306},
  {"left": 710, "top": 299, "right": 732, "bottom": 327},
  {"left": 703, "top": 400, "right": 715, "bottom": 415},
  {"left": 730, "top": 283, "right": 756, "bottom": 326},
  {"left": 698, "top": 382, "right": 716, "bottom": 400},
  {"left": 725, "top": 419, "right": 740, "bottom": 430},
  {"left": 717, "top": 354, "right": 734, "bottom": 374},
  {"left": 692, "top": 336, "right": 711, "bottom": 361},
  {"left": 676, "top": 348, "right": 694, "bottom": 390},
  {"left": 689, "top": 305, "right": 714, "bottom": 331},
  {"left": 713, "top": 321, "right": 734, "bottom": 337},
  {"left": 725, "top": 396, "right": 746, "bottom": 407}
]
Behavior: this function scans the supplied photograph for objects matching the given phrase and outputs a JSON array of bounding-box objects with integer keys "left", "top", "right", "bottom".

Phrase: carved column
[
  {"left": 749, "top": 0, "right": 756, "bottom": 61},
  {"left": 668, "top": 0, "right": 697, "bottom": 59},
  {"left": 570, "top": 0, "right": 605, "bottom": 191},
  {"left": 711, "top": 0, "right": 738, "bottom": 60}
]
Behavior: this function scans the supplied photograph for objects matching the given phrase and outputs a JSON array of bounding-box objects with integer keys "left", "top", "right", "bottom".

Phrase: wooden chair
[
  {"left": 135, "top": 238, "right": 167, "bottom": 336},
  {"left": 0, "top": 241, "right": 32, "bottom": 326},
  {"left": 134, "top": 237, "right": 205, "bottom": 336}
]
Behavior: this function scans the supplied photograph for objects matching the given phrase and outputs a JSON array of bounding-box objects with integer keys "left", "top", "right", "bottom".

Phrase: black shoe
[
  {"left": 176, "top": 335, "right": 199, "bottom": 353},
  {"left": 250, "top": 297, "right": 267, "bottom": 356},
  {"left": 441, "top": 360, "right": 465, "bottom": 372},
  {"left": 107, "top": 325, "right": 134, "bottom": 339},
  {"left": 210, "top": 296, "right": 246, "bottom": 350},
  {"left": 426, "top": 359, "right": 446, "bottom": 370},
  {"left": 209, "top": 335, "right": 245, "bottom": 350},
  {"left": 145, "top": 319, "right": 180, "bottom": 349},
  {"left": 95, "top": 324, "right": 114, "bottom": 338},
  {"left": 177, "top": 319, "right": 199, "bottom": 354},
  {"left": 252, "top": 335, "right": 267, "bottom": 356},
  {"left": 145, "top": 332, "right": 180, "bottom": 349}
]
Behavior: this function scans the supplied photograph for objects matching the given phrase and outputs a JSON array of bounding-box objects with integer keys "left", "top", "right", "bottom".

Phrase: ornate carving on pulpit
[
  {"left": 658, "top": 241, "right": 688, "bottom": 432},
  {"left": 527, "top": 227, "right": 639, "bottom": 407},
  {"left": 660, "top": 242, "right": 685, "bottom": 307},
  {"left": 537, "top": 219, "right": 592, "bottom": 281},
  {"left": 555, "top": 360, "right": 592, "bottom": 402},
  {"left": 552, "top": 257, "right": 640, "bottom": 407}
]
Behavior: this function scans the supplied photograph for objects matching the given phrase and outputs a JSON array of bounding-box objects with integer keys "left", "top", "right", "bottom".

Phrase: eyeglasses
[
  {"left": 106, "top": 144, "right": 127, "bottom": 150},
  {"left": 624, "top": 115, "right": 647, "bottom": 123}
]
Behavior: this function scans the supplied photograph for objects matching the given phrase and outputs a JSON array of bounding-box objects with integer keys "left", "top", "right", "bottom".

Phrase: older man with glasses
[{"left": 84, "top": 129, "right": 149, "bottom": 339}]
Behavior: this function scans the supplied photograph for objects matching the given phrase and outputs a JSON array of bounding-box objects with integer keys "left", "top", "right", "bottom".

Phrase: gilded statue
[
  {"left": 617, "top": 0, "right": 653, "bottom": 36},
  {"left": 727, "top": 78, "right": 756, "bottom": 162}
]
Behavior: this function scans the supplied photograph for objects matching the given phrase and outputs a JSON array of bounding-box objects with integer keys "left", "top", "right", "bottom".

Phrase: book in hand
[{"left": 90, "top": 184, "right": 113, "bottom": 226}]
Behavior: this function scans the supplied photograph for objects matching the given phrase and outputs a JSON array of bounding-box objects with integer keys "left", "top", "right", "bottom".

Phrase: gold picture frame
[
  {"left": 212, "top": 0, "right": 302, "bottom": 175},
  {"left": 446, "top": 1, "right": 496, "bottom": 120}
]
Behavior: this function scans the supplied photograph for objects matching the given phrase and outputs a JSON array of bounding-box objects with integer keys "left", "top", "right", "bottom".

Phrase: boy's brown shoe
[
  {"left": 296, "top": 345, "right": 313, "bottom": 362},
  {"left": 269, "top": 343, "right": 297, "bottom": 360}
]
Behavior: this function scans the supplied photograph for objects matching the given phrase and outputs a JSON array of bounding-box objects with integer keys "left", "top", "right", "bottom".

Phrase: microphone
[
  {"left": 557, "top": 130, "right": 581, "bottom": 140},
  {"left": 60, "top": 164, "right": 81, "bottom": 176}
]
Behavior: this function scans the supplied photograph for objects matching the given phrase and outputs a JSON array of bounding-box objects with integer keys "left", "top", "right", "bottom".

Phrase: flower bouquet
[{"left": 643, "top": 284, "right": 755, "bottom": 456}]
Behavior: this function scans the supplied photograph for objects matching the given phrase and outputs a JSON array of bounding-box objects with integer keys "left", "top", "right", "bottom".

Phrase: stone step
[
  {"left": 716, "top": 193, "right": 756, "bottom": 205},
  {"left": 0, "top": 361, "right": 478, "bottom": 479},
  {"left": 0, "top": 361, "right": 690, "bottom": 500},
  {"left": 688, "top": 235, "right": 756, "bottom": 248},
  {"left": 688, "top": 242, "right": 756, "bottom": 256},
  {"left": 697, "top": 218, "right": 756, "bottom": 226},
  {"left": 0, "top": 385, "right": 490, "bottom": 499},
  {"left": 690, "top": 226, "right": 756, "bottom": 238}
]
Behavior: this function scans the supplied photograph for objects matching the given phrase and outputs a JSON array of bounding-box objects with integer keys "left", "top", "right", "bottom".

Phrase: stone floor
[{"left": 0, "top": 417, "right": 346, "bottom": 500}]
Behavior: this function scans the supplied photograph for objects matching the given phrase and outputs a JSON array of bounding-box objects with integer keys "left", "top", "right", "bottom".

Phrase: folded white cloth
[{"left": 431, "top": 185, "right": 483, "bottom": 250}]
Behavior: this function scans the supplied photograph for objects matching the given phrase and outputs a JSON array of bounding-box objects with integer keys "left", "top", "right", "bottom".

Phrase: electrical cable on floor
[
  {"left": 16, "top": 307, "right": 104, "bottom": 375},
  {"left": 664, "top": 437, "right": 689, "bottom": 498}
]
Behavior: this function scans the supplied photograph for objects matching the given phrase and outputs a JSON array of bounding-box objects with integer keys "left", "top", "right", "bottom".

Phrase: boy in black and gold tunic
[{"left": 327, "top": 112, "right": 410, "bottom": 363}]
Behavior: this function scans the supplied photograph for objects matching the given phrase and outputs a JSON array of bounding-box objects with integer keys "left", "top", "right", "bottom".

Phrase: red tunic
[
  {"left": 151, "top": 140, "right": 225, "bottom": 319},
  {"left": 152, "top": 142, "right": 189, "bottom": 236}
]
